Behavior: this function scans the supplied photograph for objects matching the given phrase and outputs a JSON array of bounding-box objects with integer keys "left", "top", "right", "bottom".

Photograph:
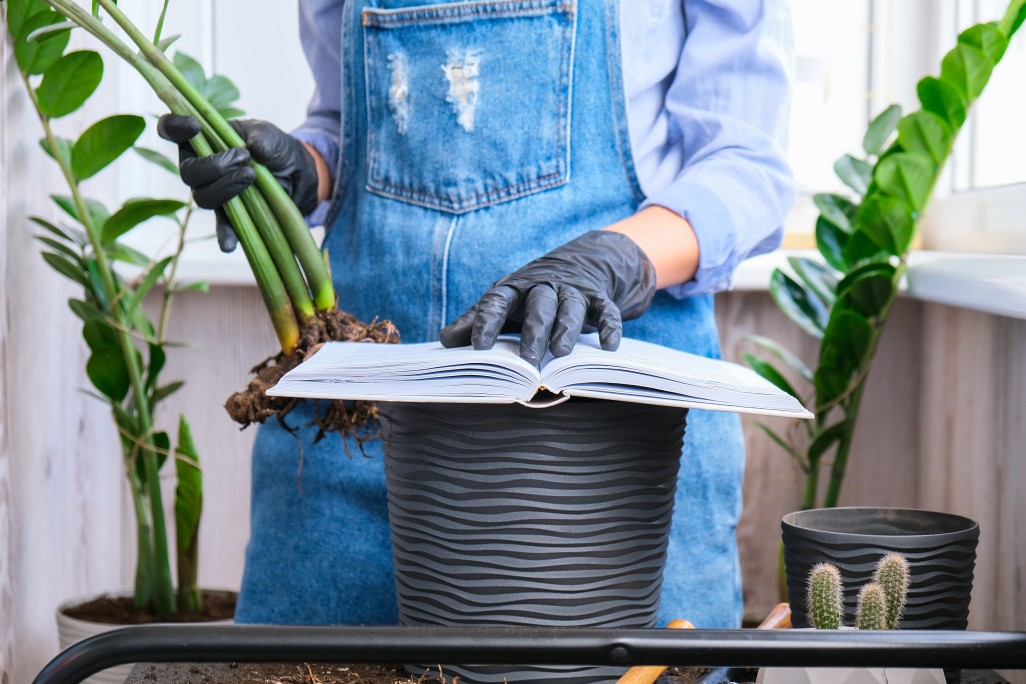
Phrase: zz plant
[
  {"left": 3, "top": 0, "right": 247, "bottom": 615},
  {"left": 746, "top": 1, "right": 1026, "bottom": 511}
]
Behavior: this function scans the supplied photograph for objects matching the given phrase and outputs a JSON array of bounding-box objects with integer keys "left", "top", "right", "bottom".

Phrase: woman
[{"left": 160, "top": 0, "right": 795, "bottom": 628}]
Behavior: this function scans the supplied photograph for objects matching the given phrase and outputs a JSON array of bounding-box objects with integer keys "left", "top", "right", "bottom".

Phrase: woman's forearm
[{"left": 604, "top": 206, "right": 700, "bottom": 290}]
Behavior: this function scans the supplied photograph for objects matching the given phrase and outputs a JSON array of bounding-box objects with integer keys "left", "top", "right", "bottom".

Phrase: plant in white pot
[
  {"left": 4, "top": 1, "right": 237, "bottom": 680},
  {"left": 757, "top": 555, "right": 944, "bottom": 684}
]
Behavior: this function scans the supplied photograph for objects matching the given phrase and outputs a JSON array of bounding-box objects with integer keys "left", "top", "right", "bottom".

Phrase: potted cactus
[{"left": 757, "top": 555, "right": 945, "bottom": 684}]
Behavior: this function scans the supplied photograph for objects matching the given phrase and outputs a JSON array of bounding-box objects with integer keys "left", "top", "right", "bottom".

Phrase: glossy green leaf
[
  {"left": 896, "top": 111, "right": 953, "bottom": 167},
  {"left": 7, "top": 0, "right": 50, "bottom": 41},
  {"left": 41, "top": 251, "right": 88, "bottom": 287},
  {"left": 203, "top": 74, "right": 241, "bottom": 111},
  {"left": 917, "top": 76, "right": 967, "bottom": 129},
  {"left": 769, "top": 269, "right": 828, "bottom": 339},
  {"left": 807, "top": 421, "right": 853, "bottom": 464},
  {"left": 173, "top": 51, "right": 206, "bottom": 92},
  {"left": 126, "top": 257, "right": 174, "bottom": 311},
  {"left": 177, "top": 281, "right": 210, "bottom": 293},
  {"left": 959, "top": 23, "right": 1008, "bottom": 64},
  {"left": 174, "top": 416, "right": 203, "bottom": 554},
  {"left": 83, "top": 317, "right": 119, "bottom": 354},
  {"left": 84, "top": 258, "right": 110, "bottom": 309},
  {"left": 134, "top": 146, "right": 179, "bottom": 174},
  {"left": 35, "top": 235, "right": 82, "bottom": 263},
  {"left": 873, "top": 153, "right": 934, "bottom": 212},
  {"left": 146, "top": 344, "right": 167, "bottom": 391},
  {"left": 39, "top": 136, "right": 73, "bottom": 164},
  {"left": 25, "top": 19, "right": 76, "bottom": 43},
  {"left": 217, "top": 107, "right": 246, "bottom": 120},
  {"left": 941, "top": 43, "right": 994, "bottom": 101},
  {"left": 14, "top": 11, "right": 71, "bottom": 75},
  {"left": 857, "top": 195, "right": 916, "bottom": 255},
  {"left": 107, "top": 241, "right": 152, "bottom": 266},
  {"left": 754, "top": 422, "right": 807, "bottom": 471},
  {"left": 862, "top": 104, "right": 902, "bottom": 157},
  {"left": 71, "top": 115, "right": 146, "bottom": 181},
  {"left": 815, "top": 310, "right": 873, "bottom": 407},
  {"left": 36, "top": 51, "right": 103, "bottom": 119},
  {"left": 157, "top": 34, "right": 182, "bottom": 52},
  {"left": 813, "top": 193, "right": 857, "bottom": 233},
  {"left": 151, "top": 381, "right": 184, "bottom": 405},
  {"left": 152, "top": 430, "right": 171, "bottom": 472},
  {"left": 743, "top": 352, "right": 801, "bottom": 400},
  {"left": 86, "top": 347, "right": 130, "bottom": 402},
  {"left": 789, "top": 256, "right": 838, "bottom": 306},
  {"left": 30, "top": 216, "right": 80, "bottom": 245},
  {"left": 745, "top": 334, "right": 814, "bottom": 384},
  {"left": 841, "top": 230, "right": 890, "bottom": 268},
  {"left": 103, "top": 198, "right": 186, "bottom": 242},
  {"left": 1004, "top": 3, "right": 1026, "bottom": 36},
  {"left": 51, "top": 194, "right": 110, "bottom": 231},
  {"left": 816, "top": 216, "right": 851, "bottom": 273},
  {"left": 837, "top": 262, "right": 898, "bottom": 318},
  {"left": 68, "top": 298, "right": 106, "bottom": 325},
  {"left": 833, "top": 155, "right": 872, "bottom": 197}
]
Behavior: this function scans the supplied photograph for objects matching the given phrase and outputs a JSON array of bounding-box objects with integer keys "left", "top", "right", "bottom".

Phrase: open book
[{"left": 268, "top": 335, "right": 812, "bottom": 419}]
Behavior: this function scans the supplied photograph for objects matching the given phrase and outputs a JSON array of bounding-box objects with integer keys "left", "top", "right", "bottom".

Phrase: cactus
[
  {"left": 856, "top": 582, "right": 889, "bottom": 630},
  {"left": 807, "top": 563, "right": 843, "bottom": 629},
  {"left": 873, "top": 553, "right": 911, "bottom": 629}
]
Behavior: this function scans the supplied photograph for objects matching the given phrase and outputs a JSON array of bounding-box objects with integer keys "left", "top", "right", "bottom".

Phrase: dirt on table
[{"left": 127, "top": 662, "right": 725, "bottom": 683}]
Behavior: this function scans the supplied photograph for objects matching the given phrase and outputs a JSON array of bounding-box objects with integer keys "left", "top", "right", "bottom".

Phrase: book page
[{"left": 267, "top": 338, "right": 541, "bottom": 403}]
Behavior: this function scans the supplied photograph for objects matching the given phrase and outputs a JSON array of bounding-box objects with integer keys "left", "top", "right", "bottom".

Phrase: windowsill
[
  {"left": 174, "top": 242, "right": 1026, "bottom": 322},
  {"left": 731, "top": 250, "right": 1026, "bottom": 321}
]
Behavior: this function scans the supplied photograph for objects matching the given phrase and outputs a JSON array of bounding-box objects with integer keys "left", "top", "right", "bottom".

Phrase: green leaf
[
  {"left": 941, "top": 43, "right": 994, "bottom": 101},
  {"left": 815, "top": 310, "right": 874, "bottom": 407},
  {"left": 789, "top": 256, "right": 838, "bottom": 306},
  {"left": 745, "top": 334, "right": 813, "bottom": 384},
  {"left": 103, "top": 198, "right": 186, "bottom": 242},
  {"left": 82, "top": 317, "right": 119, "bottom": 353},
  {"left": 754, "top": 422, "right": 807, "bottom": 472},
  {"left": 85, "top": 258, "right": 110, "bottom": 309},
  {"left": 25, "top": 19, "right": 77, "bottom": 43},
  {"left": 68, "top": 298, "right": 106, "bottom": 325},
  {"left": 873, "top": 152, "right": 934, "bottom": 212},
  {"left": 152, "top": 381, "right": 185, "bottom": 405},
  {"left": 743, "top": 352, "right": 801, "bottom": 401},
  {"left": 842, "top": 230, "right": 890, "bottom": 268},
  {"left": 833, "top": 155, "right": 872, "bottom": 197},
  {"left": 30, "top": 216, "right": 80, "bottom": 244},
  {"left": 14, "top": 11, "right": 71, "bottom": 75},
  {"left": 7, "top": 0, "right": 50, "bottom": 42},
  {"left": 134, "top": 146, "right": 179, "bottom": 174},
  {"left": 812, "top": 193, "right": 857, "bottom": 233},
  {"left": 203, "top": 74, "right": 241, "bottom": 111},
  {"left": 152, "top": 431, "right": 171, "bottom": 472},
  {"left": 157, "top": 34, "right": 182, "bottom": 52},
  {"left": 39, "top": 135, "right": 74, "bottom": 165},
  {"left": 177, "top": 281, "right": 210, "bottom": 293},
  {"left": 917, "top": 76, "right": 967, "bottom": 129},
  {"left": 71, "top": 115, "right": 146, "bottom": 181},
  {"left": 173, "top": 51, "right": 206, "bottom": 92},
  {"left": 836, "top": 262, "right": 898, "bottom": 318},
  {"left": 51, "top": 194, "right": 109, "bottom": 231},
  {"left": 174, "top": 416, "right": 203, "bottom": 555},
  {"left": 857, "top": 195, "right": 917, "bottom": 255},
  {"left": 862, "top": 104, "right": 902, "bottom": 157},
  {"left": 896, "top": 111, "right": 953, "bottom": 167},
  {"left": 126, "top": 256, "right": 174, "bottom": 310},
  {"left": 216, "top": 107, "right": 246, "bottom": 120},
  {"left": 959, "top": 23, "right": 1008, "bottom": 64},
  {"left": 35, "top": 235, "right": 83, "bottom": 263},
  {"left": 816, "top": 216, "right": 851, "bottom": 273},
  {"left": 769, "top": 269, "right": 828, "bottom": 339},
  {"left": 36, "top": 51, "right": 104, "bottom": 119},
  {"left": 146, "top": 344, "right": 167, "bottom": 391},
  {"left": 107, "top": 241, "right": 152, "bottom": 266},
  {"left": 86, "top": 347, "right": 130, "bottom": 402},
  {"left": 807, "top": 421, "right": 853, "bottom": 464},
  {"left": 41, "top": 251, "right": 88, "bottom": 287}
]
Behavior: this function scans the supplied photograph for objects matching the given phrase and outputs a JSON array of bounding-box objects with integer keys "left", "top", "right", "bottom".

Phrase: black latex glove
[
  {"left": 156, "top": 115, "right": 320, "bottom": 252},
  {"left": 440, "top": 230, "right": 657, "bottom": 365}
]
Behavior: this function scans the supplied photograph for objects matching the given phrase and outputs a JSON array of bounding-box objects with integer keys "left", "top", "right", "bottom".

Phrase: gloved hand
[
  {"left": 156, "top": 115, "right": 320, "bottom": 252},
  {"left": 440, "top": 230, "right": 657, "bottom": 365}
]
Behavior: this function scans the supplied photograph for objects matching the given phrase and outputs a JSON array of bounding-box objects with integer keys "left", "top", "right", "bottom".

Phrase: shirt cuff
[
  {"left": 291, "top": 128, "right": 339, "bottom": 227},
  {"left": 640, "top": 181, "right": 743, "bottom": 298}
]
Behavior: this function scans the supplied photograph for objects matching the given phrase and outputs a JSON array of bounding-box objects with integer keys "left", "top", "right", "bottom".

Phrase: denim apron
[{"left": 236, "top": 0, "right": 746, "bottom": 629}]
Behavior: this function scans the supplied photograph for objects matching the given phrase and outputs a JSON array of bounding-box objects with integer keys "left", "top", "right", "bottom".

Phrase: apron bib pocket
[{"left": 362, "top": 0, "right": 576, "bottom": 213}]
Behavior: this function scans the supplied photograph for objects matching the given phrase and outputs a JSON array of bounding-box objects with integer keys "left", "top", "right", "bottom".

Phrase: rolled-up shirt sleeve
[
  {"left": 292, "top": 0, "right": 345, "bottom": 225},
  {"left": 642, "top": 0, "right": 796, "bottom": 297}
]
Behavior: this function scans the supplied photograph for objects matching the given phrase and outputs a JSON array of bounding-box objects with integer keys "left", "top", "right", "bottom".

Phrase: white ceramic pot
[{"left": 56, "top": 590, "right": 235, "bottom": 684}]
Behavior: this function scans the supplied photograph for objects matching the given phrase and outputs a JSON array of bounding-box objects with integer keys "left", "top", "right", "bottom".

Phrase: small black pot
[
  {"left": 782, "top": 507, "right": 979, "bottom": 630},
  {"left": 380, "top": 399, "right": 687, "bottom": 683}
]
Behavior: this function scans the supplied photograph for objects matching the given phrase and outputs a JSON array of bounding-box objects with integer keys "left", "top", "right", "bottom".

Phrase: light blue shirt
[{"left": 294, "top": 0, "right": 795, "bottom": 296}]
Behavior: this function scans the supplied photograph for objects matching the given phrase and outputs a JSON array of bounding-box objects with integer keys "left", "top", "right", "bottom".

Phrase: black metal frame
[{"left": 33, "top": 625, "right": 1026, "bottom": 684}]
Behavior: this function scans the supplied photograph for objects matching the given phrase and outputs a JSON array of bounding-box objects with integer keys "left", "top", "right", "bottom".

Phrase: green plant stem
[
  {"left": 96, "top": 0, "right": 337, "bottom": 313},
  {"left": 157, "top": 203, "right": 193, "bottom": 344},
  {"left": 41, "top": 0, "right": 301, "bottom": 352},
  {"left": 22, "top": 68, "right": 176, "bottom": 615}
]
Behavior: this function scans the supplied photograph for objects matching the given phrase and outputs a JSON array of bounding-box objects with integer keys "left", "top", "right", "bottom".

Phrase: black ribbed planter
[
  {"left": 379, "top": 399, "right": 687, "bottom": 684},
  {"left": 782, "top": 508, "right": 979, "bottom": 630}
]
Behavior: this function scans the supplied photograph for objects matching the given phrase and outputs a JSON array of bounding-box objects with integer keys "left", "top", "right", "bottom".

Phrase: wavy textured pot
[
  {"left": 56, "top": 590, "right": 236, "bottom": 684},
  {"left": 782, "top": 508, "right": 979, "bottom": 629},
  {"left": 380, "top": 399, "right": 687, "bottom": 684}
]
